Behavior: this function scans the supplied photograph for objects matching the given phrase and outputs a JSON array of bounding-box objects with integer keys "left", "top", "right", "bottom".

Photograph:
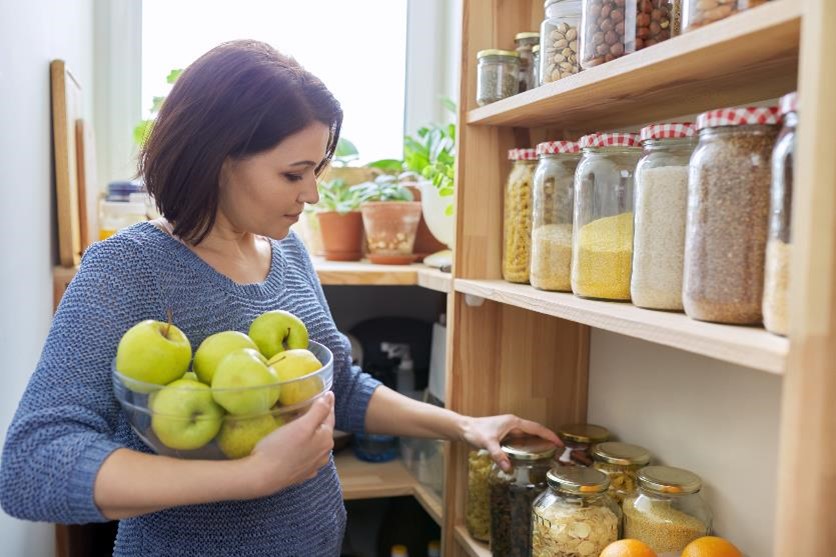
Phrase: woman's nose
[{"left": 300, "top": 176, "right": 320, "bottom": 205}]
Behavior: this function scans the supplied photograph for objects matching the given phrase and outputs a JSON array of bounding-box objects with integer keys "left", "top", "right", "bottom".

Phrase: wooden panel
[
  {"left": 416, "top": 267, "right": 453, "bottom": 294},
  {"left": 454, "top": 525, "right": 491, "bottom": 557},
  {"left": 335, "top": 452, "right": 415, "bottom": 500},
  {"left": 413, "top": 480, "right": 443, "bottom": 526},
  {"left": 314, "top": 259, "right": 419, "bottom": 285}
]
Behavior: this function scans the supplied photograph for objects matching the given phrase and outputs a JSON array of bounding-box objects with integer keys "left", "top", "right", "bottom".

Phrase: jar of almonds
[
  {"left": 591, "top": 441, "right": 651, "bottom": 503},
  {"left": 540, "top": 0, "right": 582, "bottom": 84},
  {"left": 503, "top": 148, "right": 538, "bottom": 283}
]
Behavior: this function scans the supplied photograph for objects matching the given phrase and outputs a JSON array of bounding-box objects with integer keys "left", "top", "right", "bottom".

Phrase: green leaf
[
  {"left": 133, "top": 119, "right": 154, "bottom": 146},
  {"left": 366, "top": 159, "right": 404, "bottom": 173},
  {"left": 166, "top": 69, "right": 184, "bottom": 84},
  {"left": 441, "top": 96, "right": 457, "bottom": 115},
  {"left": 150, "top": 96, "right": 166, "bottom": 114},
  {"left": 444, "top": 203, "right": 454, "bottom": 216},
  {"left": 334, "top": 137, "right": 359, "bottom": 159}
]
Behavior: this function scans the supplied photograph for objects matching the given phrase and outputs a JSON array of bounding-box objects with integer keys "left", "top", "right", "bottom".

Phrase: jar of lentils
[
  {"left": 476, "top": 49, "right": 520, "bottom": 106},
  {"left": 540, "top": 0, "right": 582, "bottom": 83},
  {"left": 556, "top": 423, "right": 610, "bottom": 466},
  {"left": 591, "top": 441, "right": 651, "bottom": 503},
  {"left": 503, "top": 148, "right": 538, "bottom": 283}
]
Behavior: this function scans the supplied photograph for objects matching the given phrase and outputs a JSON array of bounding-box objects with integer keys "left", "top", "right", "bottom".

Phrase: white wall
[{"left": 0, "top": 0, "right": 95, "bottom": 555}]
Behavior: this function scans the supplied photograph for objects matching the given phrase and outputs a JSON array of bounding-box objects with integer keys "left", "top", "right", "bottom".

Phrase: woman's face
[{"left": 218, "top": 122, "right": 330, "bottom": 240}]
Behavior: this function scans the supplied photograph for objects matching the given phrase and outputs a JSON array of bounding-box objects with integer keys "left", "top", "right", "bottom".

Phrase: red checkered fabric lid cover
[
  {"left": 640, "top": 123, "right": 696, "bottom": 141},
  {"left": 516, "top": 148, "right": 538, "bottom": 161},
  {"left": 697, "top": 106, "right": 781, "bottom": 130},
  {"left": 536, "top": 141, "right": 580, "bottom": 155},
  {"left": 508, "top": 148, "right": 519, "bottom": 160},
  {"left": 579, "top": 133, "right": 641, "bottom": 148},
  {"left": 780, "top": 92, "right": 798, "bottom": 116}
]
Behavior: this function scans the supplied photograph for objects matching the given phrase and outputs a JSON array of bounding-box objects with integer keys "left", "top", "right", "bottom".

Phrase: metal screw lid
[
  {"left": 477, "top": 49, "right": 520, "bottom": 59},
  {"left": 500, "top": 435, "right": 557, "bottom": 461},
  {"left": 592, "top": 442, "right": 651, "bottom": 466},
  {"left": 638, "top": 465, "right": 702, "bottom": 495},
  {"left": 547, "top": 466, "right": 610, "bottom": 494},
  {"left": 557, "top": 423, "right": 610, "bottom": 444}
]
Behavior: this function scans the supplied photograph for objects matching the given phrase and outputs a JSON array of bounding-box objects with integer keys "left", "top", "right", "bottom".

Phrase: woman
[{"left": 0, "top": 40, "right": 559, "bottom": 556}]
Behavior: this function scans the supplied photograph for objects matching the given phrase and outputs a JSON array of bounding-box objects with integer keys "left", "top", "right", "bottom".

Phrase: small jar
[
  {"left": 98, "top": 200, "right": 148, "bottom": 240},
  {"left": 489, "top": 436, "right": 556, "bottom": 557},
  {"left": 540, "top": 0, "right": 582, "bottom": 83},
  {"left": 631, "top": 123, "right": 697, "bottom": 311},
  {"left": 556, "top": 423, "right": 610, "bottom": 466},
  {"left": 466, "top": 449, "right": 493, "bottom": 543},
  {"left": 531, "top": 467, "right": 621, "bottom": 557},
  {"left": 682, "top": 0, "right": 768, "bottom": 33},
  {"left": 763, "top": 92, "right": 797, "bottom": 336},
  {"left": 515, "top": 32, "right": 541, "bottom": 92},
  {"left": 531, "top": 141, "right": 581, "bottom": 291},
  {"left": 532, "top": 45, "right": 541, "bottom": 87},
  {"left": 623, "top": 466, "right": 712, "bottom": 554},
  {"left": 476, "top": 49, "right": 520, "bottom": 106},
  {"left": 683, "top": 107, "right": 781, "bottom": 324},
  {"left": 591, "top": 441, "right": 651, "bottom": 503},
  {"left": 571, "top": 133, "right": 642, "bottom": 300},
  {"left": 503, "top": 148, "right": 538, "bottom": 283}
]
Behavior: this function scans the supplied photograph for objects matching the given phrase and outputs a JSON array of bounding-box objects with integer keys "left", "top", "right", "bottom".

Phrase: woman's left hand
[{"left": 460, "top": 414, "right": 562, "bottom": 472}]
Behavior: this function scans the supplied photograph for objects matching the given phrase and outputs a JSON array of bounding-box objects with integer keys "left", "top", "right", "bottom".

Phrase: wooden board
[
  {"left": 453, "top": 525, "right": 491, "bottom": 557},
  {"left": 313, "top": 258, "right": 453, "bottom": 292},
  {"left": 75, "top": 119, "right": 98, "bottom": 249}
]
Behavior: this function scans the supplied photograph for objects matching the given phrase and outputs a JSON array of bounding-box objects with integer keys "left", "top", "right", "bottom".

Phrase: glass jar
[
  {"left": 623, "top": 466, "right": 712, "bottom": 554},
  {"left": 531, "top": 467, "right": 621, "bottom": 557},
  {"left": 580, "top": 0, "right": 679, "bottom": 69},
  {"left": 503, "top": 148, "right": 538, "bottom": 283},
  {"left": 540, "top": 0, "right": 582, "bottom": 84},
  {"left": 476, "top": 49, "right": 520, "bottom": 106},
  {"left": 591, "top": 441, "right": 651, "bottom": 503},
  {"left": 531, "top": 141, "right": 580, "bottom": 291},
  {"left": 556, "top": 423, "right": 610, "bottom": 466},
  {"left": 682, "top": 0, "right": 768, "bottom": 33},
  {"left": 489, "top": 436, "right": 556, "bottom": 557},
  {"left": 683, "top": 107, "right": 780, "bottom": 324},
  {"left": 466, "top": 449, "right": 493, "bottom": 543},
  {"left": 631, "top": 123, "right": 697, "bottom": 311},
  {"left": 763, "top": 92, "right": 796, "bottom": 336},
  {"left": 98, "top": 200, "right": 148, "bottom": 240},
  {"left": 532, "top": 45, "right": 541, "bottom": 87},
  {"left": 515, "top": 32, "right": 541, "bottom": 92},
  {"left": 571, "top": 133, "right": 642, "bottom": 300}
]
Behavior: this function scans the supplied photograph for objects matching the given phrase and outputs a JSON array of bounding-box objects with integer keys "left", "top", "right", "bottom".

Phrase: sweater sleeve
[{"left": 0, "top": 237, "right": 161, "bottom": 524}]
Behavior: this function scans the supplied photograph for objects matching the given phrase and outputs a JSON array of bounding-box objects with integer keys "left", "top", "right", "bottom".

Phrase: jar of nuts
[
  {"left": 476, "top": 49, "right": 520, "bottom": 106},
  {"left": 503, "top": 148, "right": 538, "bottom": 284},
  {"left": 540, "top": 0, "right": 582, "bottom": 84},
  {"left": 591, "top": 441, "right": 651, "bottom": 503},
  {"left": 682, "top": 0, "right": 768, "bottom": 33},
  {"left": 556, "top": 423, "right": 610, "bottom": 466},
  {"left": 580, "top": 0, "right": 680, "bottom": 69},
  {"left": 515, "top": 32, "right": 541, "bottom": 92}
]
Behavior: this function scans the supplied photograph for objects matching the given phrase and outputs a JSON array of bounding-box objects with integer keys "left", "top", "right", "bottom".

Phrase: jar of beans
[
  {"left": 580, "top": 0, "right": 680, "bottom": 69},
  {"left": 476, "top": 49, "right": 520, "bottom": 106},
  {"left": 503, "top": 148, "right": 538, "bottom": 284},
  {"left": 514, "top": 32, "right": 541, "bottom": 92},
  {"left": 591, "top": 441, "right": 651, "bottom": 504},
  {"left": 556, "top": 423, "right": 610, "bottom": 466},
  {"left": 540, "top": 0, "right": 583, "bottom": 83},
  {"left": 682, "top": 0, "right": 768, "bottom": 33},
  {"left": 683, "top": 106, "right": 780, "bottom": 324}
]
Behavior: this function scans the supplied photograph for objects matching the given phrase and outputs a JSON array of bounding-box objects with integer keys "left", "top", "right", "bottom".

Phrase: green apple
[
  {"left": 211, "top": 348, "right": 281, "bottom": 415},
  {"left": 216, "top": 414, "right": 285, "bottom": 459},
  {"left": 116, "top": 319, "right": 192, "bottom": 390},
  {"left": 193, "top": 331, "right": 258, "bottom": 385},
  {"left": 248, "top": 310, "right": 309, "bottom": 359},
  {"left": 150, "top": 378, "right": 224, "bottom": 451},
  {"left": 182, "top": 371, "right": 200, "bottom": 383},
  {"left": 268, "top": 349, "right": 324, "bottom": 406}
]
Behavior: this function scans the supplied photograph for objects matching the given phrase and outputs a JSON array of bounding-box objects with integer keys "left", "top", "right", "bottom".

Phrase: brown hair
[{"left": 139, "top": 40, "right": 343, "bottom": 244}]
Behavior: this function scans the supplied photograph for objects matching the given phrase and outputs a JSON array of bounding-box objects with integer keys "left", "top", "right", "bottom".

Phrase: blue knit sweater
[{"left": 0, "top": 222, "right": 381, "bottom": 556}]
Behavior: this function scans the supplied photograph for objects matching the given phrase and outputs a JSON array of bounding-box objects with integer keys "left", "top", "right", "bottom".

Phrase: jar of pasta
[
  {"left": 466, "top": 449, "right": 492, "bottom": 542},
  {"left": 591, "top": 441, "right": 651, "bottom": 503},
  {"left": 503, "top": 148, "right": 538, "bottom": 283}
]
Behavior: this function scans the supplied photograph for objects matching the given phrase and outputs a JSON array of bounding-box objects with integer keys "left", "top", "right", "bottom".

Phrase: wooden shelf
[
  {"left": 455, "top": 279, "right": 788, "bottom": 374},
  {"left": 413, "top": 481, "right": 444, "bottom": 526},
  {"left": 314, "top": 258, "right": 452, "bottom": 293},
  {"left": 454, "top": 526, "right": 491, "bottom": 557},
  {"left": 466, "top": 0, "right": 800, "bottom": 131}
]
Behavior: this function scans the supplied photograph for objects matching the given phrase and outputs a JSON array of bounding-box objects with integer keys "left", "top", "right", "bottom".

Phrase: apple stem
[{"left": 164, "top": 308, "right": 173, "bottom": 338}]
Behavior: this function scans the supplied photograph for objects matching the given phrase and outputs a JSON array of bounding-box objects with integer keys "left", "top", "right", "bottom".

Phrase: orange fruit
[
  {"left": 681, "top": 536, "right": 743, "bottom": 557},
  {"left": 600, "top": 539, "right": 657, "bottom": 557}
]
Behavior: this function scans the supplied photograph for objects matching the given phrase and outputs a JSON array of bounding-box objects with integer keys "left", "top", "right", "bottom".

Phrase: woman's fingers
[{"left": 508, "top": 417, "right": 562, "bottom": 446}]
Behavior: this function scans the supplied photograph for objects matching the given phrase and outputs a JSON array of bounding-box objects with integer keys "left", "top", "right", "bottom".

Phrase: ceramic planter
[{"left": 317, "top": 211, "right": 364, "bottom": 261}]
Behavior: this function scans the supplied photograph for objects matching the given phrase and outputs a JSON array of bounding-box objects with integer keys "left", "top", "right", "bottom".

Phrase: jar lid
[
  {"left": 780, "top": 92, "right": 798, "bottom": 115},
  {"left": 515, "top": 32, "right": 541, "bottom": 41},
  {"left": 515, "top": 148, "right": 538, "bottom": 161},
  {"left": 532, "top": 45, "right": 541, "bottom": 53},
  {"left": 638, "top": 465, "right": 702, "bottom": 495},
  {"left": 477, "top": 49, "right": 520, "bottom": 59},
  {"left": 592, "top": 442, "right": 651, "bottom": 466},
  {"left": 547, "top": 466, "right": 610, "bottom": 494},
  {"left": 696, "top": 106, "right": 781, "bottom": 130},
  {"left": 500, "top": 435, "right": 557, "bottom": 461},
  {"left": 579, "top": 133, "right": 641, "bottom": 149},
  {"left": 557, "top": 423, "right": 610, "bottom": 444},
  {"left": 640, "top": 123, "right": 696, "bottom": 141},
  {"left": 537, "top": 140, "right": 580, "bottom": 155}
]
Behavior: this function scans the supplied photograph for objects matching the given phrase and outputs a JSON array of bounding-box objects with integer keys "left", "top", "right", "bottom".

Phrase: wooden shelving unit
[
  {"left": 453, "top": 526, "right": 490, "bottom": 557},
  {"left": 314, "top": 258, "right": 452, "bottom": 293}
]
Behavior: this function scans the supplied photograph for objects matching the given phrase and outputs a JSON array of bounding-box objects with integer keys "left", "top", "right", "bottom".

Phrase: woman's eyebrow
[{"left": 288, "top": 160, "right": 317, "bottom": 168}]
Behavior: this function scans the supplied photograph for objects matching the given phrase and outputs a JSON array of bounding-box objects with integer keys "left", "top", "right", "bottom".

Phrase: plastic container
[
  {"left": 591, "top": 441, "right": 651, "bottom": 503},
  {"left": 503, "top": 148, "right": 538, "bottom": 283},
  {"left": 540, "top": 0, "right": 582, "bottom": 83},
  {"left": 556, "top": 423, "right": 610, "bottom": 466},
  {"left": 531, "top": 140, "right": 580, "bottom": 291},
  {"left": 682, "top": 0, "right": 768, "bottom": 33},
  {"left": 361, "top": 201, "right": 422, "bottom": 264},
  {"left": 466, "top": 449, "right": 493, "bottom": 542},
  {"left": 99, "top": 200, "right": 148, "bottom": 240},
  {"left": 476, "top": 49, "right": 520, "bottom": 106},
  {"left": 354, "top": 433, "right": 399, "bottom": 462},
  {"left": 631, "top": 123, "right": 697, "bottom": 310},
  {"left": 515, "top": 32, "right": 541, "bottom": 92},
  {"left": 571, "top": 133, "right": 642, "bottom": 300},
  {"left": 683, "top": 106, "right": 780, "bottom": 324}
]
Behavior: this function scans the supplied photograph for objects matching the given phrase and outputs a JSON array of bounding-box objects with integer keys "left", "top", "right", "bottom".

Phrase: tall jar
[
  {"left": 532, "top": 45, "right": 541, "bottom": 87},
  {"left": 489, "top": 437, "right": 556, "bottom": 557},
  {"left": 531, "top": 141, "right": 581, "bottom": 291},
  {"left": 556, "top": 423, "right": 610, "bottom": 466},
  {"left": 540, "top": 0, "right": 582, "bottom": 84},
  {"left": 631, "top": 123, "right": 697, "bottom": 311},
  {"left": 682, "top": 0, "right": 768, "bottom": 33},
  {"left": 763, "top": 92, "right": 797, "bottom": 336},
  {"left": 503, "top": 148, "right": 538, "bottom": 283},
  {"left": 591, "top": 441, "right": 651, "bottom": 504},
  {"left": 531, "top": 467, "right": 621, "bottom": 557},
  {"left": 623, "top": 466, "right": 712, "bottom": 554},
  {"left": 466, "top": 449, "right": 492, "bottom": 542},
  {"left": 580, "top": 0, "right": 679, "bottom": 69},
  {"left": 515, "top": 32, "right": 541, "bottom": 92},
  {"left": 476, "top": 50, "right": 521, "bottom": 106},
  {"left": 571, "top": 133, "right": 642, "bottom": 300},
  {"left": 683, "top": 107, "right": 780, "bottom": 324}
]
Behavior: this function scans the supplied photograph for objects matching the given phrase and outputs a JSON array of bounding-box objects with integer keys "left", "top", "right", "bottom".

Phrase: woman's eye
[{"left": 284, "top": 173, "right": 303, "bottom": 182}]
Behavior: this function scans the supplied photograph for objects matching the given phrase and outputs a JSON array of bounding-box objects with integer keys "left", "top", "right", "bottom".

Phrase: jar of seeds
[
  {"left": 682, "top": 0, "right": 767, "bottom": 33},
  {"left": 556, "top": 423, "right": 610, "bottom": 466},
  {"left": 515, "top": 32, "right": 541, "bottom": 92},
  {"left": 489, "top": 436, "right": 556, "bottom": 557},
  {"left": 591, "top": 441, "right": 651, "bottom": 504},
  {"left": 503, "top": 148, "right": 538, "bottom": 283},
  {"left": 623, "top": 466, "right": 712, "bottom": 554},
  {"left": 466, "top": 449, "right": 493, "bottom": 542},
  {"left": 476, "top": 49, "right": 520, "bottom": 106},
  {"left": 683, "top": 106, "right": 780, "bottom": 324},
  {"left": 540, "top": 0, "right": 582, "bottom": 84}
]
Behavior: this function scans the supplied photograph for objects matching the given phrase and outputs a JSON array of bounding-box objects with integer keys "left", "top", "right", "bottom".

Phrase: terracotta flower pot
[
  {"left": 317, "top": 211, "right": 364, "bottom": 261},
  {"left": 360, "top": 201, "right": 422, "bottom": 265}
]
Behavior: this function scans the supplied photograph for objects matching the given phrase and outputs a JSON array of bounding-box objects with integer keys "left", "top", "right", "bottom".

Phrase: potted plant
[
  {"left": 313, "top": 178, "right": 364, "bottom": 261},
  {"left": 353, "top": 176, "right": 422, "bottom": 265}
]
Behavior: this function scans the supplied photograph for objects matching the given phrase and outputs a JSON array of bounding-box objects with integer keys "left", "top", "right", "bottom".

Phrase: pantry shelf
[
  {"left": 314, "top": 258, "right": 452, "bottom": 293},
  {"left": 454, "top": 525, "right": 491, "bottom": 557},
  {"left": 454, "top": 279, "right": 788, "bottom": 374},
  {"left": 466, "top": 0, "right": 800, "bottom": 131}
]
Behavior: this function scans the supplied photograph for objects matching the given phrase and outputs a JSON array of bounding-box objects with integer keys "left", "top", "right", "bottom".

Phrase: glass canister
[
  {"left": 466, "top": 449, "right": 493, "bottom": 542},
  {"left": 683, "top": 107, "right": 780, "bottom": 324},
  {"left": 531, "top": 141, "right": 580, "bottom": 291},
  {"left": 531, "top": 467, "right": 621, "bottom": 557},
  {"left": 556, "top": 423, "right": 610, "bottom": 466},
  {"left": 532, "top": 45, "right": 541, "bottom": 87},
  {"left": 571, "top": 133, "right": 642, "bottom": 300},
  {"left": 515, "top": 32, "right": 541, "bottom": 92},
  {"left": 503, "top": 148, "right": 538, "bottom": 283},
  {"left": 580, "top": 0, "right": 679, "bottom": 69},
  {"left": 591, "top": 441, "right": 651, "bottom": 503},
  {"left": 476, "top": 49, "right": 520, "bottom": 106},
  {"left": 98, "top": 200, "right": 148, "bottom": 240},
  {"left": 489, "top": 436, "right": 556, "bottom": 557},
  {"left": 631, "top": 123, "right": 697, "bottom": 311},
  {"left": 623, "top": 466, "right": 712, "bottom": 554},
  {"left": 682, "top": 0, "right": 768, "bottom": 33},
  {"left": 763, "top": 92, "right": 797, "bottom": 337},
  {"left": 540, "top": 0, "right": 582, "bottom": 84}
]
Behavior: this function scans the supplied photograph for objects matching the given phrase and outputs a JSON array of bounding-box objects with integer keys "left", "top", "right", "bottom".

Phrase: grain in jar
[
  {"left": 682, "top": 0, "right": 768, "bottom": 32},
  {"left": 683, "top": 107, "right": 780, "bottom": 324},
  {"left": 556, "top": 423, "right": 610, "bottom": 466},
  {"left": 540, "top": 0, "right": 582, "bottom": 83},
  {"left": 591, "top": 441, "right": 651, "bottom": 504},
  {"left": 466, "top": 449, "right": 492, "bottom": 542},
  {"left": 476, "top": 50, "right": 520, "bottom": 106},
  {"left": 503, "top": 148, "right": 538, "bottom": 283}
]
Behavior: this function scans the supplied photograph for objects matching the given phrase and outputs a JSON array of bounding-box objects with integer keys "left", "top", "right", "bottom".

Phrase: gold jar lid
[
  {"left": 532, "top": 45, "right": 541, "bottom": 54},
  {"left": 592, "top": 442, "right": 651, "bottom": 466},
  {"left": 557, "top": 424, "right": 610, "bottom": 444},
  {"left": 638, "top": 466, "right": 702, "bottom": 495},
  {"left": 476, "top": 49, "right": 520, "bottom": 59},
  {"left": 547, "top": 466, "right": 610, "bottom": 494},
  {"left": 501, "top": 436, "right": 557, "bottom": 461},
  {"left": 514, "top": 32, "right": 541, "bottom": 41}
]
